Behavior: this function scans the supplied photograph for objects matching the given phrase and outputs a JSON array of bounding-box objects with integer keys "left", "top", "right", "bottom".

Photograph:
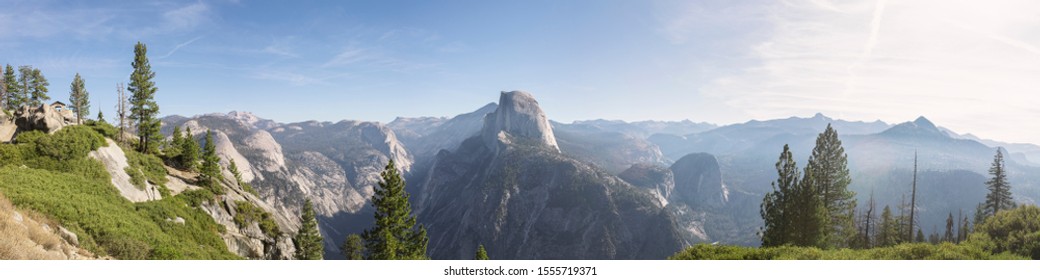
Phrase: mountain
[
  {"left": 415, "top": 91, "right": 693, "bottom": 259},
  {"left": 569, "top": 119, "right": 717, "bottom": 139},
  {"left": 552, "top": 121, "right": 667, "bottom": 174},
  {"left": 389, "top": 103, "right": 497, "bottom": 163}
]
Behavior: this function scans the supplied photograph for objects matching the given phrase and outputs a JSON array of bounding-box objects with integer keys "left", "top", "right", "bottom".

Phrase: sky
[{"left": 2, "top": 0, "right": 1040, "bottom": 144}]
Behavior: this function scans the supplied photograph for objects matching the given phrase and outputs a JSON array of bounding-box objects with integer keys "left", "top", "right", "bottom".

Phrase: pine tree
[
  {"left": 19, "top": 66, "right": 49, "bottom": 107},
  {"left": 474, "top": 244, "right": 489, "bottom": 260},
  {"left": 180, "top": 127, "right": 200, "bottom": 171},
  {"left": 0, "top": 64, "right": 14, "bottom": 111},
  {"left": 943, "top": 212, "right": 955, "bottom": 242},
  {"left": 803, "top": 124, "right": 856, "bottom": 248},
  {"left": 340, "top": 234, "right": 365, "bottom": 260},
  {"left": 877, "top": 205, "right": 898, "bottom": 247},
  {"left": 983, "top": 148, "right": 1014, "bottom": 218},
  {"left": 959, "top": 215, "right": 971, "bottom": 243},
  {"left": 68, "top": 73, "right": 89, "bottom": 124},
  {"left": 128, "top": 42, "right": 161, "bottom": 153},
  {"left": 97, "top": 110, "right": 105, "bottom": 123},
  {"left": 362, "top": 159, "right": 429, "bottom": 260},
  {"left": 908, "top": 152, "right": 918, "bottom": 242},
  {"left": 228, "top": 158, "right": 244, "bottom": 186},
  {"left": 915, "top": 229, "right": 926, "bottom": 243},
  {"left": 761, "top": 144, "right": 799, "bottom": 247},
  {"left": 165, "top": 126, "right": 184, "bottom": 163},
  {"left": 199, "top": 130, "right": 222, "bottom": 192},
  {"left": 293, "top": 199, "right": 324, "bottom": 260},
  {"left": 790, "top": 167, "right": 827, "bottom": 248}
]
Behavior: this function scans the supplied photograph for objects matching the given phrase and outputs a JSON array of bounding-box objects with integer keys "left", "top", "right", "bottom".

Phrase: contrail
[
  {"left": 158, "top": 36, "right": 204, "bottom": 59},
  {"left": 843, "top": 0, "right": 888, "bottom": 96}
]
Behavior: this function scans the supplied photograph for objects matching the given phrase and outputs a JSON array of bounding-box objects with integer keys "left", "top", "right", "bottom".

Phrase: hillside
[{"left": 0, "top": 121, "right": 295, "bottom": 259}]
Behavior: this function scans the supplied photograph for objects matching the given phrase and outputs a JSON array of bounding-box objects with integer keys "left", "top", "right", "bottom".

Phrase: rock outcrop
[
  {"left": 0, "top": 112, "right": 15, "bottom": 143},
  {"left": 88, "top": 138, "right": 163, "bottom": 202},
  {"left": 417, "top": 91, "right": 690, "bottom": 259},
  {"left": 481, "top": 91, "right": 559, "bottom": 153},
  {"left": 12, "top": 104, "right": 69, "bottom": 134},
  {"left": 669, "top": 153, "right": 728, "bottom": 209},
  {"left": 618, "top": 163, "right": 674, "bottom": 206}
]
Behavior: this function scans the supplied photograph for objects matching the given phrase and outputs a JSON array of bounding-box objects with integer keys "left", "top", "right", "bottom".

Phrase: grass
[
  {"left": 669, "top": 242, "right": 1026, "bottom": 260},
  {"left": 0, "top": 125, "right": 240, "bottom": 259}
]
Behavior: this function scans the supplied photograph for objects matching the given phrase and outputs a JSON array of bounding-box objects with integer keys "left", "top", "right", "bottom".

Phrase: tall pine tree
[
  {"left": 199, "top": 130, "right": 222, "bottom": 193},
  {"left": 128, "top": 42, "right": 161, "bottom": 153},
  {"left": 181, "top": 127, "right": 200, "bottom": 171},
  {"left": 18, "top": 66, "right": 48, "bottom": 107},
  {"left": 803, "top": 124, "right": 856, "bottom": 248},
  {"left": 293, "top": 199, "right": 324, "bottom": 260},
  {"left": 69, "top": 73, "right": 89, "bottom": 124},
  {"left": 761, "top": 144, "right": 799, "bottom": 247},
  {"left": 877, "top": 205, "right": 899, "bottom": 247},
  {"left": 983, "top": 148, "right": 1014, "bottom": 218},
  {"left": 943, "top": 212, "right": 955, "bottom": 242},
  {"left": 362, "top": 159, "right": 429, "bottom": 260}
]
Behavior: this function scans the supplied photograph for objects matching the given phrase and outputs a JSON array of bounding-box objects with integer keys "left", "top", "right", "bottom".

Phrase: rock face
[
  {"left": 88, "top": 138, "right": 163, "bottom": 202},
  {"left": 618, "top": 164, "right": 674, "bottom": 206},
  {"left": 12, "top": 104, "right": 68, "bottom": 135},
  {"left": 0, "top": 112, "right": 15, "bottom": 143},
  {"left": 553, "top": 122, "right": 667, "bottom": 174},
  {"left": 390, "top": 103, "right": 497, "bottom": 163},
  {"left": 481, "top": 91, "right": 559, "bottom": 153},
  {"left": 669, "top": 153, "right": 728, "bottom": 209},
  {"left": 417, "top": 91, "right": 689, "bottom": 259}
]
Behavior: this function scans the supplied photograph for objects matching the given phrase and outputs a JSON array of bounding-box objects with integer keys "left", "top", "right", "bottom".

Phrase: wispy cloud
[
  {"left": 158, "top": 36, "right": 204, "bottom": 59},
  {"left": 699, "top": 0, "right": 1040, "bottom": 143},
  {"left": 163, "top": 2, "right": 211, "bottom": 31}
]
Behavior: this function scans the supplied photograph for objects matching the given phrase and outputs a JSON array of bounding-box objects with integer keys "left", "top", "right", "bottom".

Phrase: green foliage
[
  {"left": 670, "top": 242, "right": 1018, "bottom": 260},
  {"left": 362, "top": 159, "right": 429, "bottom": 260},
  {"left": 760, "top": 144, "right": 826, "bottom": 248},
  {"left": 163, "top": 126, "right": 183, "bottom": 163},
  {"left": 84, "top": 120, "right": 119, "bottom": 139},
  {"left": 982, "top": 148, "right": 1015, "bottom": 219},
  {"left": 179, "top": 189, "right": 216, "bottom": 208},
  {"left": 475, "top": 244, "right": 489, "bottom": 260},
  {"left": 179, "top": 127, "right": 200, "bottom": 172},
  {"left": 2, "top": 64, "right": 19, "bottom": 110},
  {"left": 293, "top": 199, "right": 324, "bottom": 260},
  {"left": 14, "top": 130, "right": 45, "bottom": 144},
  {"left": 966, "top": 205, "right": 1040, "bottom": 259},
  {"left": 17, "top": 65, "right": 49, "bottom": 107},
  {"left": 69, "top": 73, "right": 89, "bottom": 123},
  {"left": 803, "top": 124, "right": 856, "bottom": 248},
  {"left": 0, "top": 166, "right": 239, "bottom": 259},
  {"left": 233, "top": 200, "right": 280, "bottom": 239},
  {"left": 124, "top": 146, "right": 169, "bottom": 187},
  {"left": 340, "top": 234, "right": 365, "bottom": 260},
  {"left": 198, "top": 130, "right": 222, "bottom": 193},
  {"left": 32, "top": 126, "right": 105, "bottom": 161},
  {"left": 128, "top": 42, "right": 161, "bottom": 154}
]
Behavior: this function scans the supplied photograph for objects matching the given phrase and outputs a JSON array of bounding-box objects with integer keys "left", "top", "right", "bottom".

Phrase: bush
[
  {"left": 84, "top": 120, "right": 119, "bottom": 139},
  {"left": 124, "top": 147, "right": 169, "bottom": 187},
  {"left": 14, "top": 130, "right": 46, "bottom": 144},
  {"left": 966, "top": 205, "right": 1040, "bottom": 259},
  {"left": 34, "top": 126, "right": 105, "bottom": 160},
  {"left": 233, "top": 200, "right": 280, "bottom": 239},
  {"left": 669, "top": 242, "right": 1024, "bottom": 260}
]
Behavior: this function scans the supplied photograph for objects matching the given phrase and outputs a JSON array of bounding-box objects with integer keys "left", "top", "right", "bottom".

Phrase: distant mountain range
[{"left": 159, "top": 91, "right": 1040, "bottom": 258}]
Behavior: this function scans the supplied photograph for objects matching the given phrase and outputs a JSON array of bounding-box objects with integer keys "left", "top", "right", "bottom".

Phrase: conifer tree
[
  {"left": 916, "top": 229, "right": 925, "bottom": 243},
  {"left": 362, "top": 159, "right": 429, "bottom": 260},
  {"left": 17, "top": 66, "right": 48, "bottom": 107},
  {"left": 181, "top": 127, "right": 200, "bottom": 171},
  {"left": 199, "top": 130, "right": 222, "bottom": 191},
  {"left": 474, "top": 244, "right": 489, "bottom": 260},
  {"left": 293, "top": 199, "right": 324, "bottom": 260},
  {"left": 943, "top": 212, "right": 955, "bottom": 242},
  {"left": 128, "top": 42, "right": 161, "bottom": 153},
  {"left": 68, "top": 73, "right": 89, "bottom": 124},
  {"left": 1, "top": 64, "right": 14, "bottom": 110},
  {"left": 165, "top": 126, "right": 184, "bottom": 164},
  {"left": 877, "top": 206, "right": 898, "bottom": 247},
  {"left": 803, "top": 124, "right": 856, "bottom": 248},
  {"left": 983, "top": 148, "right": 1014, "bottom": 218},
  {"left": 340, "top": 234, "right": 365, "bottom": 260},
  {"left": 761, "top": 144, "right": 798, "bottom": 247},
  {"left": 959, "top": 216, "right": 971, "bottom": 243},
  {"left": 97, "top": 110, "right": 105, "bottom": 123}
]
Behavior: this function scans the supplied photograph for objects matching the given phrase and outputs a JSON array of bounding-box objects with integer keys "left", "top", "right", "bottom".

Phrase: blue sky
[{"left": 3, "top": 0, "right": 1040, "bottom": 144}]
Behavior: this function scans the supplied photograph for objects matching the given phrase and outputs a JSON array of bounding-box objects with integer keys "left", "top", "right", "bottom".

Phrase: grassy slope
[{"left": 0, "top": 124, "right": 239, "bottom": 259}]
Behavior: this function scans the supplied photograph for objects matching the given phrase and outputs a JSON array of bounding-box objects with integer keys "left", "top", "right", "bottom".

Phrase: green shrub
[
  {"left": 966, "top": 205, "right": 1040, "bottom": 259},
  {"left": 123, "top": 147, "right": 168, "bottom": 187},
  {"left": 34, "top": 126, "right": 105, "bottom": 160},
  {"left": 0, "top": 166, "right": 239, "bottom": 259},
  {"left": 84, "top": 120, "right": 119, "bottom": 139},
  {"left": 669, "top": 242, "right": 1024, "bottom": 260},
  {"left": 233, "top": 200, "right": 280, "bottom": 239},
  {"left": 125, "top": 166, "right": 146, "bottom": 190},
  {"left": 180, "top": 189, "right": 216, "bottom": 208},
  {"left": 14, "top": 130, "right": 45, "bottom": 144}
]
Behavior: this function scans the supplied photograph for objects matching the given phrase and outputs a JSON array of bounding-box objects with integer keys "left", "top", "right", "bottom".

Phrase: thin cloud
[
  {"left": 158, "top": 36, "right": 204, "bottom": 59},
  {"left": 700, "top": 0, "right": 1040, "bottom": 144}
]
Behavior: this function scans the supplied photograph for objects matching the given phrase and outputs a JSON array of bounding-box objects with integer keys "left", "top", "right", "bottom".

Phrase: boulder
[
  {"left": 13, "top": 104, "right": 66, "bottom": 134},
  {"left": 0, "top": 112, "right": 16, "bottom": 143}
]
